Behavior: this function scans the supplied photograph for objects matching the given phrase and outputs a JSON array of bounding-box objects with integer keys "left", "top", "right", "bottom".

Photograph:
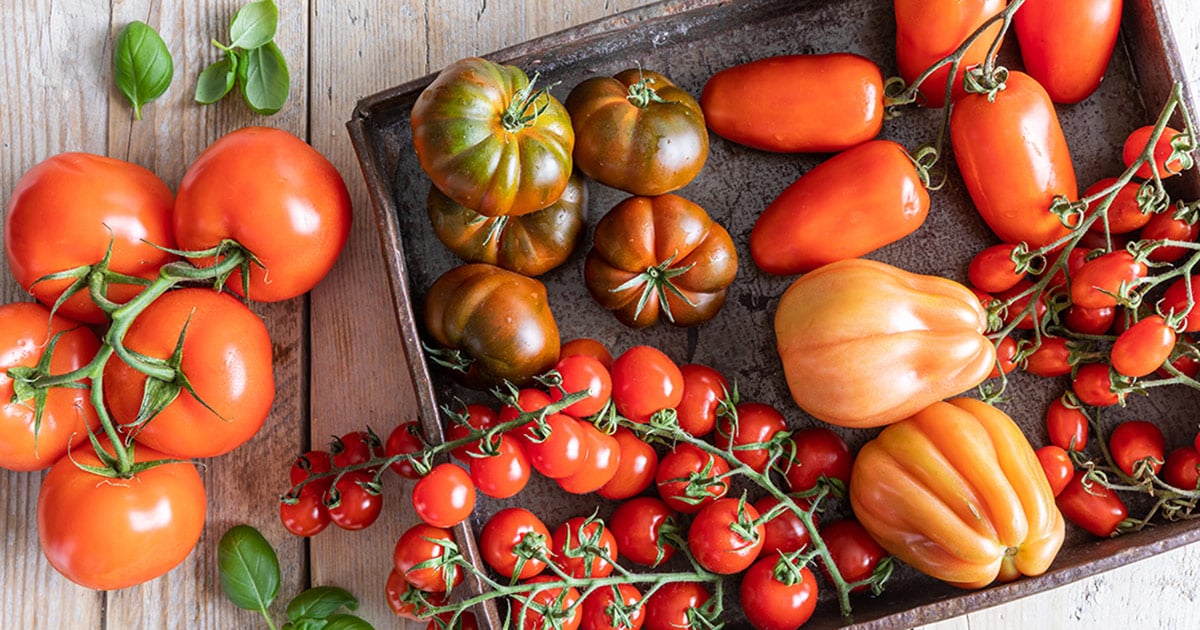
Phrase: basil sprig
[
  {"left": 196, "top": 0, "right": 291, "bottom": 115},
  {"left": 114, "top": 21, "right": 174, "bottom": 120}
]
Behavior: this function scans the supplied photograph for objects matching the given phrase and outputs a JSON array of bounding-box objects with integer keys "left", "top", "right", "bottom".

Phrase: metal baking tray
[{"left": 347, "top": 0, "right": 1200, "bottom": 627}]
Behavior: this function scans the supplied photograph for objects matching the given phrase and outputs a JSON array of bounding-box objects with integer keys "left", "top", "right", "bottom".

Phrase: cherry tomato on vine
[
  {"left": 675, "top": 363, "right": 729, "bottom": 438},
  {"left": 280, "top": 485, "right": 331, "bottom": 537},
  {"left": 428, "top": 611, "right": 479, "bottom": 630},
  {"left": 740, "top": 557, "right": 819, "bottom": 630},
  {"left": 500, "top": 387, "right": 553, "bottom": 430},
  {"left": 714, "top": 401, "right": 788, "bottom": 473},
  {"left": 1162, "top": 446, "right": 1200, "bottom": 491},
  {"left": 784, "top": 426, "right": 853, "bottom": 494},
  {"left": 469, "top": 433, "right": 531, "bottom": 499},
  {"left": 1014, "top": 0, "right": 1123, "bottom": 104},
  {"left": 1045, "top": 396, "right": 1090, "bottom": 451},
  {"left": 642, "top": 581, "right": 711, "bottom": 630},
  {"left": 393, "top": 523, "right": 462, "bottom": 592},
  {"left": 1072, "top": 363, "right": 1121, "bottom": 407},
  {"left": 1056, "top": 470, "right": 1128, "bottom": 537},
  {"left": 1142, "top": 208, "right": 1199, "bottom": 262},
  {"left": 386, "top": 422, "right": 426, "bottom": 479},
  {"left": 290, "top": 449, "right": 333, "bottom": 488},
  {"left": 609, "top": 496, "right": 679, "bottom": 567},
  {"left": 446, "top": 403, "right": 499, "bottom": 462},
  {"left": 1123, "top": 125, "right": 1189, "bottom": 179},
  {"left": 327, "top": 470, "right": 383, "bottom": 530},
  {"left": 511, "top": 575, "right": 582, "bottom": 630},
  {"left": 689, "top": 498, "right": 765, "bottom": 574},
  {"left": 560, "top": 337, "right": 614, "bottom": 370},
  {"left": 547, "top": 353, "right": 612, "bottom": 418},
  {"left": 819, "top": 519, "right": 888, "bottom": 592},
  {"left": 581, "top": 583, "right": 644, "bottom": 630},
  {"left": 1035, "top": 445, "right": 1074, "bottom": 498},
  {"left": 990, "top": 336, "right": 1019, "bottom": 378},
  {"left": 1024, "top": 336, "right": 1072, "bottom": 378},
  {"left": 1064, "top": 303, "right": 1116, "bottom": 335},
  {"left": 1084, "top": 178, "right": 1152, "bottom": 234},
  {"left": 556, "top": 420, "right": 621, "bottom": 494},
  {"left": 611, "top": 345, "right": 684, "bottom": 422},
  {"left": 412, "top": 463, "right": 476, "bottom": 528},
  {"left": 523, "top": 412, "right": 587, "bottom": 480},
  {"left": 1109, "top": 420, "right": 1165, "bottom": 478},
  {"left": 385, "top": 568, "right": 446, "bottom": 620},
  {"left": 996, "top": 280, "right": 1048, "bottom": 330},
  {"left": 480, "top": 507, "right": 551, "bottom": 580},
  {"left": 598, "top": 427, "right": 659, "bottom": 500},
  {"left": 755, "top": 495, "right": 815, "bottom": 555},
  {"left": 551, "top": 516, "right": 619, "bottom": 578},
  {"left": 656, "top": 443, "right": 729, "bottom": 513},
  {"left": 1111, "top": 315, "right": 1177, "bottom": 378},
  {"left": 1072, "top": 251, "right": 1148, "bottom": 310},
  {"left": 331, "top": 429, "right": 384, "bottom": 469},
  {"left": 968, "top": 244, "right": 1027, "bottom": 293}
]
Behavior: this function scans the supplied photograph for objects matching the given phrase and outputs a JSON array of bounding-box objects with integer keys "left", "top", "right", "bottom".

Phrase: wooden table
[{"left": 2, "top": 1, "right": 1199, "bottom": 628}]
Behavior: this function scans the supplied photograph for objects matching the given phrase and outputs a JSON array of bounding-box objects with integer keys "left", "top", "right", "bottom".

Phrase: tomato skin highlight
[
  {"left": 750, "top": 139, "right": 930, "bottom": 275},
  {"left": 1014, "top": 0, "right": 1123, "bottom": 104},
  {"left": 701, "top": 53, "right": 883, "bottom": 153}
]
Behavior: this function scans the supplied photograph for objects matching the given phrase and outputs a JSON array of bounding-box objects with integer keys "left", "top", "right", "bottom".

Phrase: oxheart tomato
[
  {"left": 0, "top": 302, "right": 101, "bottom": 471},
  {"left": 850, "top": 398, "right": 1064, "bottom": 588},
  {"left": 174, "top": 126, "right": 352, "bottom": 302},
  {"left": 423, "top": 263, "right": 560, "bottom": 387},
  {"left": 412, "top": 57, "right": 574, "bottom": 217},
  {"left": 774, "top": 259, "right": 995, "bottom": 428},
  {"left": 1014, "top": 0, "right": 1123, "bottom": 104},
  {"left": 951, "top": 70, "right": 1079, "bottom": 248},
  {"left": 103, "top": 288, "right": 275, "bottom": 459},
  {"left": 750, "top": 139, "right": 930, "bottom": 275},
  {"left": 895, "top": 0, "right": 1007, "bottom": 107},
  {"left": 585, "top": 194, "right": 737, "bottom": 328},
  {"left": 37, "top": 438, "right": 206, "bottom": 590},
  {"left": 701, "top": 53, "right": 883, "bottom": 153},
  {"left": 5, "top": 152, "right": 176, "bottom": 324},
  {"left": 566, "top": 68, "right": 708, "bottom": 196}
]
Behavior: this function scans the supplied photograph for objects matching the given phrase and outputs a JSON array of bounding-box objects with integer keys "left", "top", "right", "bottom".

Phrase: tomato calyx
[
  {"left": 609, "top": 251, "right": 697, "bottom": 324},
  {"left": 500, "top": 73, "right": 555, "bottom": 133},
  {"left": 407, "top": 535, "right": 467, "bottom": 593},
  {"left": 624, "top": 73, "right": 671, "bottom": 109},
  {"left": 962, "top": 63, "right": 1009, "bottom": 102}
]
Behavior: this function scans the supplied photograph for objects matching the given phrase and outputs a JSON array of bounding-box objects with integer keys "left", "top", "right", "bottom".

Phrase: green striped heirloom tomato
[
  {"left": 1015, "top": 0, "right": 1123, "bottom": 104},
  {"left": 895, "top": 0, "right": 1007, "bottom": 108},
  {"left": 412, "top": 57, "right": 575, "bottom": 217}
]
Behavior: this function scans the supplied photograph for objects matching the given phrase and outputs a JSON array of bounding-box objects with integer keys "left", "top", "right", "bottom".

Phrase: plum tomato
[
  {"left": 1142, "top": 207, "right": 1200, "bottom": 262},
  {"left": 1162, "top": 446, "right": 1200, "bottom": 491},
  {"left": 1014, "top": 0, "right": 1123, "bottom": 104},
  {"left": 1070, "top": 250, "right": 1148, "bottom": 310},
  {"left": 1083, "top": 177, "right": 1152, "bottom": 234},
  {"left": 894, "top": 0, "right": 1007, "bottom": 107},
  {"left": 1056, "top": 470, "right": 1128, "bottom": 537},
  {"left": 1045, "top": 396, "right": 1090, "bottom": 451},
  {"left": 1123, "top": 124, "right": 1189, "bottom": 179},
  {"left": 968, "top": 244, "right": 1027, "bottom": 294},
  {"left": 1035, "top": 445, "right": 1074, "bottom": 498},
  {"left": 1108, "top": 420, "right": 1165, "bottom": 478},
  {"left": 1110, "top": 315, "right": 1176, "bottom": 378},
  {"left": 1024, "top": 336, "right": 1072, "bottom": 378},
  {"left": 1072, "top": 363, "right": 1121, "bottom": 407}
]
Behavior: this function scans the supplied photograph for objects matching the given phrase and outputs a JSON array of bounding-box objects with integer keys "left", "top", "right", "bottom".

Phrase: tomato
[
  {"left": 995, "top": 279, "right": 1048, "bottom": 331},
  {"left": 327, "top": 470, "right": 383, "bottom": 530},
  {"left": 331, "top": 429, "right": 384, "bottom": 469},
  {"left": 1111, "top": 315, "right": 1177, "bottom": 377},
  {"left": 714, "top": 401, "right": 788, "bottom": 473},
  {"left": 598, "top": 427, "right": 659, "bottom": 500},
  {"left": 37, "top": 437, "right": 206, "bottom": 589},
  {"left": 701, "top": 53, "right": 883, "bottom": 153},
  {"left": 423, "top": 263, "right": 560, "bottom": 387},
  {"left": 393, "top": 523, "right": 462, "bottom": 592},
  {"left": 1024, "top": 336, "right": 1073, "bottom": 378},
  {"left": 386, "top": 421, "right": 426, "bottom": 479},
  {"left": 740, "top": 556, "right": 818, "bottom": 630},
  {"left": 480, "top": 507, "right": 551, "bottom": 580},
  {"left": 775, "top": 259, "right": 995, "bottom": 428},
  {"left": 656, "top": 443, "right": 730, "bottom": 514},
  {"left": 280, "top": 484, "right": 331, "bottom": 537},
  {"left": 1014, "top": 0, "right": 1123, "bottom": 104},
  {"left": 784, "top": 426, "right": 853, "bottom": 493},
  {"left": 1072, "top": 362, "right": 1121, "bottom": 407},
  {"left": 642, "top": 581, "right": 711, "bottom": 630},
  {"left": 755, "top": 495, "right": 814, "bottom": 556},
  {"left": 1109, "top": 420, "right": 1165, "bottom": 478},
  {"left": 499, "top": 388, "right": 553, "bottom": 428},
  {"left": 428, "top": 611, "right": 479, "bottom": 630},
  {"left": 1123, "top": 125, "right": 1189, "bottom": 179},
  {"left": 551, "top": 516, "right": 619, "bottom": 578},
  {"left": 412, "top": 463, "right": 476, "bottom": 528},
  {"left": 585, "top": 194, "right": 737, "bottom": 327},
  {"left": 556, "top": 420, "right": 621, "bottom": 494},
  {"left": 566, "top": 68, "right": 707, "bottom": 195},
  {"left": 385, "top": 568, "right": 446, "bottom": 620},
  {"left": 0, "top": 303, "right": 101, "bottom": 471},
  {"left": 1045, "top": 396, "right": 1090, "bottom": 451},
  {"left": 103, "top": 288, "right": 274, "bottom": 458},
  {"left": 1083, "top": 178, "right": 1151, "bottom": 234},
  {"left": 1162, "top": 446, "right": 1200, "bottom": 491},
  {"left": 990, "top": 335, "right": 1020, "bottom": 378},
  {"left": 1142, "top": 205, "right": 1199, "bottom": 262},
  {"left": 4, "top": 152, "right": 176, "bottom": 324},
  {"left": 412, "top": 57, "right": 574, "bottom": 216},
  {"left": 581, "top": 583, "right": 644, "bottom": 630},
  {"left": 1035, "top": 445, "right": 1074, "bottom": 498},
  {"left": 951, "top": 70, "right": 1079, "bottom": 247},
  {"left": 510, "top": 575, "right": 582, "bottom": 630},
  {"left": 610, "top": 345, "right": 684, "bottom": 423},
  {"left": 445, "top": 403, "right": 498, "bottom": 462},
  {"left": 522, "top": 413, "right": 587, "bottom": 480},
  {"left": 967, "top": 244, "right": 1027, "bottom": 293},
  {"left": 1056, "top": 470, "right": 1128, "bottom": 537},
  {"left": 547, "top": 353, "right": 612, "bottom": 419},
  {"left": 1070, "top": 250, "right": 1148, "bottom": 309},
  {"left": 560, "top": 337, "right": 613, "bottom": 370},
  {"left": 1160, "top": 275, "right": 1200, "bottom": 332},
  {"left": 290, "top": 449, "right": 333, "bottom": 487},
  {"left": 174, "top": 127, "right": 351, "bottom": 301},
  {"left": 426, "top": 171, "right": 586, "bottom": 276},
  {"left": 468, "top": 432, "right": 531, "bottom": 499},
  {"left": 609, "top": 497, "right": 679, "bottom": 567},
  {"left": 751, "top": 139, "right": 930, "bottom": 275},
  {"left": 1064, "top": 303, "right": 1116, "bottom": 335},
  {"left": 689, "top": 497, "right": 765, "bottom": 574},
  {"left": 675, "top": 363, "right": 728, "bottom": 437},
  {"left": 850, "top": 398, "right": 1064, "bottom": 588},
  {"left": 894, "top": 0, "right": 1007, "bottom": 107},
  {"left": 818, "top": 519, "right": 888, "bottom": 592}
]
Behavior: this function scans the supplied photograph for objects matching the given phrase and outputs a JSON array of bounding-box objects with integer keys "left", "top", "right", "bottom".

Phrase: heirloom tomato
[
  {"left": 0, "top": 302, "right": 101, "bottom": 471},
  {"left": 585, "top": 194, "right": 737, "bottom": 328},
  {"left": 895, "top": 0, "right": 1007, "bottom": 107},
  {"left": 1056, "top": 470, "right": 1128, "bottom": 537},
  {"left": 750, "top": 139, "right": 930, "bottom": 275},
  {"left": 850, "top": 398, "right": 1064, "bottom": 588},
  {"left": 426, "top": 171, "right": 586, "bottom": 276},
  {"left": 412, "top": 57, "right": 574, "bottom": 216},
  {"left": 700, "top": 53, "right": 883, "bottom": 153},
  {"left": 423, "top": 263, "right": 560, "bottom": 387},
  {"left": 37, "top": 437, "right": 206, "bottom": 590},
  {"left": 566, "top": 68, "right": 707, "bottom": 196},
  {"left": 1014, "top": 0, "right": 1123, "bottom": 104},
  {"left": 4, "top": 152, "right": 176, "bottom": 324},
  {"left": 950, "top": 70, "right": 1079, "bottom": 247},
  {"left": 774, "top": 259, "right": 995, "bottom": 428},
  {"left": 740, "top": 557, "right": 818, "bottom": 630},
  {"left": 174, "top": 126, "right": 352, "bottom": 302},
  {"left": 103, "top": 288, "right": 274, "bottom": 459}
]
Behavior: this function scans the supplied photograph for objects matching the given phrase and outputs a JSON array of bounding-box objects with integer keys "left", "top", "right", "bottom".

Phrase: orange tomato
[
  {"left": 1014, "top": 0, "right": 1123, "bottom": 104},
  {"left": 895, "top": 0, "right": 1007, "bottom": 108}
]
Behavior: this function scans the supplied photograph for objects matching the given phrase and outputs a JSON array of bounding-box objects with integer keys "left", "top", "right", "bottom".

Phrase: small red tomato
[
  {"left": 1057, "top": 470, "right": 1128, "bottom": 537},
  {"left": 412, "top": 463, "right": 476, "bottom": 528},
  {"left": 1025, "top": 336, "right": 1072, "bottom": 377},
  {"left": 469, "top": 433, "right": 531, "bottom": 499},
  {"left": 754, "top": 495, "right": 815, "bottom": 556},
  {"left": 688, "top": 498, "right": 765, "bottom": 575},
  {"left": 480, "top": 507, "right": 551, "bottom": 580},
  {"left": 393, "top": 523, "right": 462, "bottom": 592},
  {"left": 445, "top": 403, "right": 499, "bottom": 462},
  {"left": 996, "top": 279, "right": 1047, "bottom": 330},
  {"left": 968, "top": 243, "right": 1026, "bottom": 293},
  {"left": 642, "top": 582, "right": 711, "bottom": 630},
  {"left": 1084, "top": 178, "right": 1152, "bottom": 234},
  {"left": 990, "top": 336, "right": 1019, "bottom": 378},
  {"left": 556, "top": 420, "right": 622, "bottom": 495},
  {"left": 740, "top": 557, "right": 819, "bottom": 630},
  {"left": 1142, "top": 208, "right": 1199, "bottom": 262},
  {"left": 656, "top": 443, "right": 730, "bottom": 514},
  {"left": 327, "top": 470, "right": 383, "bottom": 531},
  {"left": 385, "top": 568, "right": 446, "bottom": 620},
  {"left": 1108, "top": 420, "right": 1165, "bottom": 478},
  {"left": 1159, "top": 275, "right": 1200, "bottom": 332},
  {"left": 551, "top": 516, "right": 619, "bottom": 578},
  {"left": 610, "top": 345, "right": 684, "bottom": 423},
  {"left": 548, "top": 353, "right": 613, "bottom": 418},
  {"left": 1045, "top": 396, "right": 1089, "bottom": 451},
  {"left": 510, "top": 575, "right": 582, "bottom": 630},
  {"left": 784, "top": 427, "right": 853, "bottom": 494},
  {"left": 1072, "top": 363, "right": 1121, "bottom": 407},
  {"left": 819, "top": 519, "right": 887, "bottom": 592},
  {"left": 598, "top": 427, "right": 659, "bottom": 500},
  {"left": 1064, "top": 303, "right": 1116, "bottom": 335},
  {"left": 1035, "top": 445, "right": 1074, "bottom": 497},
  {"left": 385, "top": 422, "right": 425, "bottom": 479},
  {"left": 280, "top": 485, "right": 331, "bottom": 537},
  {"left": 675, "top": 363, "right": 729, "bottom": 437},
  {"left": 1123, "top": 125, "right": 1188, "bottom": 179},
  {"left": 1070, "top": 250, "right": 1148, "bottom": 310},
  {"left": 581, "top": 582, "right": 644, "bottom": 630},
  {"left": 1162, "top": 446, "right": 1200, "bottom": 491},
  {"left": 522, "top": 413, "right": 587, "bottom": 480},
  {"left": 714, "top": 401, "right": 788, "bottom": 473},
  {"left": 559, "top": 337, "right": 614, "bottom": 370},
  {"left": 331, "top": 430, "right": 384, "bottom": 469},
  {"left": 1111, "top": 315, "right": 1177, "bottom": 378},
  {"left": 609, "top": 497, "right": 679, "bottom": 567},
  {"left": 290, "top": 450, "right": 333, "bottom": 492}
]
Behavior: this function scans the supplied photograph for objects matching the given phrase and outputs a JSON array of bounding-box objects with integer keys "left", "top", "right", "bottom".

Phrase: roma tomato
[
  {"left": 740, "top": 557, "right": 818, "bottom": 630},
  {"left": 1160, "top": 275, "right": 1200, "bottom": 331},
  {"left": 598, "top": 427, "right": 659, "bottom": 500},
  {"left": 1142, "top": 205, "right": 1200, "bottom": 262},
  {"left": 37, "top": 438, "right": 206, "bottom": 590},
  {"left": 1108, "top": 420, "right": 1165, "bottom": 477},
  {"left": 609, "top": 496, "right": 679, "bottom": 567},
  {"left": 1064, "top": 303, "right": 1116, "bottom": 335},
  {"left": 585, "top": 195, "right": 737, "bottom": 328},
  {"left": 895, "top": 0, "right": 1007, "bottom": 107},
  {"left": 1014, "top": 0, "right": 1123, "bottom": 104},
  {"left": 468, "top": 432, "right": 531, "bottom": 498},
  {"left": 103, "top": 288, "right": 274, "bottom": 459},
  {"left": 951, "top": 70, "right": 1079, "bottom": 247},
  {"left": 610, "top": 345, "right": 684, "bottom": 423},
  {"left": 412, "top": 463, "right": 476, "bottom": 528},
  {"left": 423, "top": 263, "right": 560, "bottom": 387},
  {"left": 656, "top": 443, "right": 730, "bottom": 514},
  {"left": 0, "top": 303, "right": 101, "bottom": 471},
  {"left": 1024, "top": 336, "right": 1072, "bottom": 378},
  {"left": 675, "top": 363, "right": 728, "bottom": 437},
  {"left": 566, "top": 68, "right": 707, "bottom": 196},
  {"left": 1123, "top": 125, "right": 1189, "bottom": 179},
  {"left": 1045, "top": 396, "right": 1090, "bottom": 451},
  {"left": 412, "top": 57, "right": 574, "bottom": 217},
  {"left": 1084, "top": 178, "right": 1151, "bottom": 234},
  {"left": 4, "top": 152, "right": 176, "bottom": 324},
  {"left": 701, "top": 53, "right": 883, "bottom": 153},
  {"left": 688, "top": 497, "right": 765, "bottom": 574},
  {"left": 1072, "top": 362, "right": 1121, "bottom": 407},
  {"left": 714, "top": 401, "right": 788, "bottom": 473},
  {"left": 774, "top": 259, "right": 995, "bottom": 428},
  {"left": 1035, "top": 445, "right": 1074, "bottom": 497},
  {"left": 1111, "top": 315, "right": 1176, "bottom": 377},
  {"left": 784, "top": 426, "right": 853, "bottom": 493},
  {"left": 818, "top": 519, "right": 888, "bottom": 592},
  {"left": 174, "top": 127, "right": 351, "bottom": 301},
  {"left": 480, "top": 507, "right": 551, "bottom": 580},
  {"left": 751, "top": 139, "right": 930, "bottom": 275},
  {"left": 551, "top": 516, "right": 619, "bottom": 578},
  {"left": 1069, "top": 250, "right": 1148, "bottom": 309},
  {"left": 1056, "top": 470, "right": 1128, "bottom": 537},
  {"left": 967, "top": 244, "right": 1027, "bottom": 294},
  {"left": 581, "top": 583, "right": 644, "bottom": 630},
  {"left": 393, "top": 523, "right": 462, "bottom": 592},
  {"left": 1162, "top": 446, "right": 1200, "bottom": 490},
  {"left": 849, "top": 398, "right": 1064, "bottom": 588},
  {"left": 642, "top": 581, "right": 711, "bottom": 630}
]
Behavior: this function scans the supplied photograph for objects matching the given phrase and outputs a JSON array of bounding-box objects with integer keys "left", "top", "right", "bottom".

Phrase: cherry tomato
[
  {"left": 609, "top": 497, "right": 679, "bottom": 567},
  {"left": 1024, "top": 336, "right": 1073, "bottom": 378},
  {"left": 556, "top": 420, "right": 622, "bottom": 494},
  {"left": 581, "top": 583, "right": 644, "bottom": 630},
  {"left": 968, "top": 244, "right": 1026, "bottom": 293},
  {"left": 656, "top": 443, "right": 730, "bottom": 514},
  {"left": 1142, "top": 207, "right": 1199, "bottom": 262},
  {"left": 548, "top": 354, "right": 612, "bottom": 418},
  {"left": 480, "top": 507, "right": 551, "bottom": 580},
  {"left": 4, "top": 152, "right": 176, "bottom": 324},
  {"left": 522, "top": 412, "right": 587, "bottom": 480},
  {"left": 714, "top": 401, "right": 788, "bottom": 473},
  {"left": 1123, "top": 125, "right": 1189, "bottom": 179},
  {"left": 1014, "top": 0, "right": 1123, "bottom": 104},
  {"left": 1162, "top": 446, "right": 1200, "bottom": 491},
  {"left": 598, "top": 427, "right": 659, "bottom": 500},
  {"left": 551, "top": 516, "right": 619, "bottom": 578},
  {"left": 611, "top": 345, "right": 684, "bottom": 422},
  {"left": 510, "top": 575, "right": 582, "bottom": 630},
  {"left": 1084, "top": 177, "right": 1152, "bottom": 234},
  {"left": 290, "top": 449, "right": 333, "bottom": 489},
  {"left": 386, "top": 421, "right": 426, "bottom": 479},
  {"left": 754, "top": 495, "right": 815, "bottom": 555},
  {"left": 688, "top": 498, "right": 765, "bottom": 574},
  {"left": 1064, "top": 303, "right": 1116, "bottom": 335},
  {"left": 642, "top": 581, "right": 711, "bottom": 630},
  {"left": 393, "top": 523, "right": 463, "bottom": 592},
  {"left": 996, "top": 279, "right": 1049, "bottom": 330},
  {"left": 819, "top": 519, "right": 887, "bottom": 592},
  {"left": 1072, "top": 250, "right": 1148, "bottom": 309},
  {"left": 1072, "top": 363, "right": 1121, "bottom": 407},
  {"left": 560, "top": 337, "right": 614, "bottom": 370},
  {"left": 1108, "top": 420, "right": 1165, "bottom": 478},
  {"left": 1045, "top": 396, "right": 1090, "bottom": 451},
  {"left": 675, "top": 363, "right": 729, "bottom": 437},
  {"left": 1159, "top": 275, "right": 1200, "bottom": 332},
  {"left": 784, "top": 427, "right": 853, "bottom": 494},
  {"left": 427, "top": 611, "right": 479, "bottom": 630},
  {"left": 740, "top": 557, "right": 819, "bottom": 630},
  {"left": 385, "top": 568, "right": 446, "bottom": 620},
  {"left": 331, "top": 429, "right": 384, "bottom": 469},
  {"left": 412, "top": 463, "right": 476, "bottom": 528},
  {"left": 280, "top": 485, "right": 331, "bottom": 537},
  {"left": 327, "top": 470, "right": 383, "bottom": 530},
  {"left": 445, "top": 403, "right": 499, "bottom": 462},
  {"left": 174, "top": 127, "right": 351, "bottom": 301},
  {"left": 1111, "top": 315, "right": 1177, "bottom": 377},
  {"left": 990, "top": 335, "right": 1020, "bottom": 378},
  {"left": 468, "top": 433, "right": 531, "bottom": 499},
  {"left": 1035, "top": 445, "right": 1074, "bottom": 498},
  {"left": 1056, "top": 470, "right": 1128, "bottom": 537},
  {"left": 500, "top": 388, "right": 554, "bottom": 434}
]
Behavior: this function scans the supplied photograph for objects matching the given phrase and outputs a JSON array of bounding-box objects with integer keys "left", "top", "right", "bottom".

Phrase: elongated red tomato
[
  {"left": 1111, "top": 315, "right": 1176, "bottom": 378},
  {"left": 700, "top": 53, "right": 883, "bottom": 153},
  {"left": 1015, "top": 0, "right": 1123, "bottom": 104},
  {"left": 750, "top": 139, "right": 930, "bottom": 275},
  {"left": 951, "top": 71, "right": 1078, "bottom": 247},
  {"left": 895, "top": 0, "right": 1007, "bottom": 108}
]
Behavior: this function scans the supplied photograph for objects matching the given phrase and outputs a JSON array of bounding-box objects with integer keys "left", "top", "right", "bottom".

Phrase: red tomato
[
  {"left": 548, "top": 354, "right": 612, "bottom": 418},
  {"left": 642, "top": 581, "right": 711, "bottom": 630},
  {"left": 1123, "top": 125, "right": 1188, "bottom": 179},
  {"left": 1024, "top": 336, "right": 1072, "bottom": 378},
  {"left": 393, "top": 523, "right": 462, "bottom": 592},
  {"left": 950, "top": 70, "right": 1078, "bottom": 247},
  {"left": 1108, "top": 420, "right": 1165, "bottom": 477},
  {"left": 1111, "top": 315, "right": 1177, "bottom": 377},
  {"left": 551, "top": 516, "right": 619, "bottom": 578},
  {"left": 754, "top": 495, "right": 815, "bottom": 555},
  {"left": 4, "top": 153, "right": 176, "bottom": 324},
  {"left": 331, "top": 429, "right": 384, "bottom": 469},
  {"left": 1072, "top": 363, "right": 1121, "bottom": 407},
  {"left": 412, "top": 463, "right": 476, "bottom": 527},
  {"left": 819, "top": 519, "right": 887, "bottom": 592},
  {"left": 1142, "top": 208, "right": 1199, "bottom": 262},
  {"left": 688, "top": 498, "right": 765, "bottom": 574},
  {"left": 1057, "top": 470, "right": 1128, "bottom": 537},
  {"left": 784, "top": 427, "right": 853, "bottom": 494},
  {"left": 1162, "top": 446, "right": 1200, "bottom": 491},
  {"left": 581, "top": 583, "right": 644, "bottom": 630},
  {"left": 522, "top": 413, "right": 587, "bottom": 480},
  {"left": 1070, "top": 250, "right": 1149, "bottom": 309},
  {"left": 1045, "top": 396, "right": 1090, "bottom": 451},
  {"left": 1064, "top": 303, "right": 1116, "bottom": 335},
  {"left": 103, "top": 288, "right": 274, "bottom": 458},
  {"left": 750, "top": 139, "right": 930, "bottom": 275},
  {"left": 990, "top": 336, "right": 1020, "bottom": 378},
  {"left": 0, "top": 303, "right": 101, "bottom": 471},
  {"left": 609, "top": 497, "right": 679, "bottom": 567},
  {"left": 598, "top": 427, "right": 659, "bottom": 500},
  {"left": 1035, "top": 445, "right": 1074, "bottom": 497},
  {"left": 894, "top": 0, "right": 1007, "bottom": 107},
  {"left": 675, "top": 363, "right": 729, "bottom": 437},
  {"left": 511, "top": 575, "right": 582, "bottom": 630},
  {"left": 173, "top": 126, "right": 352, "bottom": 301},
  {"left": 469, "top": 433, "right": 531, "bottom": 499},
  {"left": 1014, "top": 0, "right": 1123, "bottom": 104},
  {"left": 740, "top": 557, "right": 819, "bottom": 630},
  {"left": 968, "top": 244, "right": 1027, "bottom": 293},
  {"left": 480, "top": 507, "right": 551, "bottom": 580},
  {"left": 656, "top": 443, "right": 730, "bottom": 513},
  {"left": 290, "top": 449, "right": 333, "bottom": 487},
  {"left": 556, "top": 420, "right": 621, "bottom": 494},
  {"left": 610, "top": 345, "right": 684, "bottom": 423},
  {"left": 279, "top": 484, "right": 331, "bottom": 537},
  {"left": 1160, "top": 275, "right": 1200, "bottom": 332},
  {"left": 327, "top": 470, "right": 383, "bottom": 530},
  {"left": 1083, "top": 177, "right": 1151, "bottom": 234},
  {"left": 445, "top": 403, "right": 499, "bottom": 462},
  {"left": 500, "top": 387, "right": 553, "bottom": 434},
  {"left": 714, "top": 401, "right": 788, "bottom": 473},
  {"left": 385, "top": 421, "right": 425, "bottom": 479},
  {"left": 560, "top": 337, "right": 613, "bottom": 370},
  {"left": 427, "top": 612, "right": 478, "bottom": 630},
  {"left": 37, "top": 437, "right": 206, "bottom": 590},
  {"left": 996, "top": 280, "right": 1049, "bottom": 331},
  {"left": 385, "top": 568, "right": 446, "bottom": 620}
]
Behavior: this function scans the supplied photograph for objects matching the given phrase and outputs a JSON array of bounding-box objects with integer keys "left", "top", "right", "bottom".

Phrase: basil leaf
[
  {"left": 195, "top": 54, "right": 237, "bottom": 104},
  {"left": 286, "top": 586, "right": 359, "bottom": 623},
  {"left": 322, "top": 615, "right": 375, "bottom": 630},
  {"left": 114, "top": 21, "right": 174, "bottom": 120},
  {"left": 238, "top": 41, "right": 290, "bottom": 115},
  {"left": 229, "top": 0, "right": 279, "bottom": 50},
  {"left": 217, "top": 525, "right": 281, "bottom": 615}
]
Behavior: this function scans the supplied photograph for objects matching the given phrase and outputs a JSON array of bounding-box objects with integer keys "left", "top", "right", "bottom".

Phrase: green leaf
[
  {"left": 286, "top": 586, "right": 359, "bottom": 623},
  {"left": 218, "top": 525, "right": 281, "bottom": 615},
  {"left": 195, "top": 54, "right": 237, "bottom": 104},
  {"left": 229, "top": 0, "right": 279, "bottom": 50},
  {"left": 114, "top": 21, "right": 174, "bottom": 120},
  {"left": 238, "top": 40, "right": 290, "bottom": 115},
  {"left": 322, "top": 615, "right": 375, "bottom": 630}
]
